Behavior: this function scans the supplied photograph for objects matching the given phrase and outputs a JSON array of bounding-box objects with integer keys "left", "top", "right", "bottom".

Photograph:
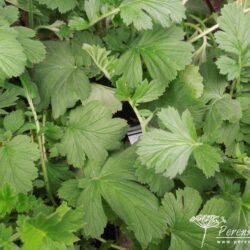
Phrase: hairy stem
[
  {"left": 128, "top": 99, "right": 146, "bottom": 134},
  {"left": 20, "top": 75, "right": 56, "bottom": 206},
  {"left": 86, "top": 8, "right": 120, "bottom": 29}
]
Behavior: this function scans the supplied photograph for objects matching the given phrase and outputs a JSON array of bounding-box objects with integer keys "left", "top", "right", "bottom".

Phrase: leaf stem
[
  {"left": 189, "top": 24, "right": 219, "bottom": 43},
  {"left": 189, "top": 8, "right": 250, "bottom": 44},
  {"left": 128, "top": 99, "right": 146, "bottom": 134},
  {"left": 28, "top": 0, "right": 34, "bottom": 28},
  {"left": 97, "top": 238, "right": 127, "bottom": 250},
  {"left": 20, "top": 76, "right": 56, "bottom": 206},
  {"left": 85, "top": 8, "right": 120, "bottom": 30}
]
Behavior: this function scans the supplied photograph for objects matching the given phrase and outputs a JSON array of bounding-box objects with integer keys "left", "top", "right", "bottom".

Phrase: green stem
[
  {"left": 128, "top": 99, "right": 146, "bottom": 134},
  {"left": 20, "top": 76, "right": 56, "bottom": 206},
  {"left": 97, "top": 238, "right": 127, "bottom": 250},
  {"left": 28, "top": 0, "right": 34, "bottom": 28},
  {"left": 26, "top": 94, "right": 56, "bottom": 206},
  {"left": 86, "top": 8, "right": 120, "bottom": 29}
]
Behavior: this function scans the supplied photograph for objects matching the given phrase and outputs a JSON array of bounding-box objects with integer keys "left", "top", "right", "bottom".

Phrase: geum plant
[{"left": 1, "top": 0, "right": 250, "bottom": 249}]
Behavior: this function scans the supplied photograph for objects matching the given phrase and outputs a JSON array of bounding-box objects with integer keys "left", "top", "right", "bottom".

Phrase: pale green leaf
[
  {"left": 85, "top": 84, "right": 122, "bottom": 114},
  {"left": 0, "top": 184, "right": 17, "bottom": 218},
  {"left": 82, "top": 43, "right": 116, "bottom": 80},
  {"left": 0, "top": 27, "right": 26, "bottom": 78},
  {"left": 18, "top": 203, "right": 83, "bottom": 250},
  {"left": 0, "top": 135, "right": 39, "bottom": 193},
  {"left": 0, "top": 224, "right": 18, "bottom": 250},
  {"left": 137, "top": 107, "right": 222, "bottom": 178},
  {"left": 177, "top": 65, "right": 203, "bottom": 98},
  {"left": 3, "top": 110, "right": 24, "bottom": 133},
  {"left": 60, "top": 101, "right": 127, "bottom": 168},
  {"left": 131, "top": 79, "right": 165, "bottom": 104},
  {"left": 0, "top": 89, "right": 18, "bottom": 111},
  {"left": 59, "top": 147, "right": 165, "bottom": 247},
  {"left": 84, "top": 0, "right": 100, "bottom": 22},
  {"left": 32, "top": 41, "right": 90, "bottom": 118},
  {"left": 135, "top": 161, "right": 174, "bottom": 196},
  {"left": 215, "top": 3, "right": 250, "bottom": 82},
  {"left": 116, "top": 27, "right": 193, "bottom": 87},
  {"left": 37, "top": 0, "right": 77, "bottom": 13},
  {"left": 15, "top": 27, "right": 46, "bottom": 65},
  {"left": 0, "top": 6, "right": 19, "bottom": 24},
  {"left": 161, "top": 187, "right": 220, "bottom": 250},
  {"left": 120, "top": 0, "right": 185, "bottom": 30}
]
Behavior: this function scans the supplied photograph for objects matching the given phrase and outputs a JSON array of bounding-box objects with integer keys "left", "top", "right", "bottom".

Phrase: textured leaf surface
[
  {"left": 18, "top": 203, "right": 83, "bottom": 250},
  {"left": 60, "top": 101, "right": 127, "bottom": 168},
  {"left": 0, "top": 135, "right": 39, "bottom": 193},
  {"left": 3, "top": 110, "right": 24, "bottom": 133},
  {"left": 215, "top": 3, "right": 250, "bottom": 81},
  {"left": 32, "top": 42, "right": 90, "bottom": 118},
  {"left": 85, "top": 84, "right": 122, "bottom": 113},
  {"left": 37, "top": 0, "right": 77, "bottom": 13},
  {"left": 120, "top": 0, "right": 185, "bottom": 30},
  {"left": 161, "top": 188, "right": 219, "bottom": 250},
  {"left": 59, "top": 148, "right": 165, "bottom": 247},
  {"left": 137, "top": 107, "right": 222, "bottom": 178},
  {"left": 116, "top": 27, "right": 193, "bottom": 86},
  {"left": 0, "top": 27, "right": 26, "bottom": 78},
  {"left": 15, "top": 27, "right": 46, "bottom": 64},
  {"left": 82, "top": 43, "right": 116, "bottom": 79},
  {"left": 201, "top": 61, "right": 242, "bottom": 134}
]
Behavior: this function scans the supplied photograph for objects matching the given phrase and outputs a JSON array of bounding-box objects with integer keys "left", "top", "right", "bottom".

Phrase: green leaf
[
  {"left": 116, "top": 27, "right": 193, "bottom": 87},
  {"left": 18, "top": 203, "right": 83, "bottom": 250},
  {"left": 154, "top": 65, "right": 206, "bottom": 128},
  {"left": 193, "top": 144, "right": 221, "bottom": 177},
  {"left": 177, "top": 65, "right": 203, "bottom": 98},
  {"left": 68, "top": 17, "right": 89, "bottom": 31},
  {"left": 177, "top": 166, "right": 216, "bottom": 192},
  {"left": 85, "top": 84, "right": 122, "bottom": 114},
  {"left": 32, "top": 41, "right": 90, "bottom": 118},
  {"left": 204, "top": 95, "right": 242, "bottom": 134},
  {"left": 47, "top": 163, "right": 73, "bottom": 193},
  {"left": 0, "top": 90, "right": 18, "bottom": 111},
  {"left": 137, "top": 107, "right": 222, "bottom": 178},
  {"left": 84, "top": 0, "right": 100, "bottom": 22},
  {"left": 0, "top": 224, "right": 18, "bottom": 250},
  {"left": 59, "top": 147, "right": 166, "bottom": 247},
  {"left": 161, "top": 187, "right": 219, "bottom": 250},
  {"left": 120, "top": 0, "right": 185, "bottom": 30},
  {"left": 0, "top": 6, "right": 19, "bottom": 24},
  {"left": 0, "top": 184, "right": 17, "bottom": 218},
  {"left": 60, "top": 101, "right": 127, "bottom": 168},
  {"left": 3, "top": 110, "right": 25, "bottom": 133},
  {"left": 201, "top": 61, "right": 242, "bottom": 134},
  {"left": 15, "top": 27, "right": 46, "bottom": 65},
  {"left": 37, "top": 0, "right": 78, "bottom": 13},
  {"left": 0, "top": 135, "right": 39, "bottom": 193},
  {"left": 131, "top": 79, "right": 165, "bottom": 104},
  {"left": 0, "top": 27, "right": 26, "bottom": 78},
  {"left": 77, "top": 180, "right": 107, "bottom": 238},
  {"left": 215, "top": 3, "right": 250, "bottom": 82},
  {"left": 82, "top": 43, "right": 117, "bottom": 80},
  {"left": 135, "top": 161, "right": 174, "bottom": 196},
  {"left": 115, "top": 78, "right": 131, "bottom": 101}
]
